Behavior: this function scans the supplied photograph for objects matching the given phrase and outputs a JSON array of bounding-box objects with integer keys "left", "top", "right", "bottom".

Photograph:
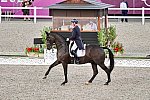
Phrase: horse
[{"left": 43, "top": 32, "right": 114, "bottom": 85}]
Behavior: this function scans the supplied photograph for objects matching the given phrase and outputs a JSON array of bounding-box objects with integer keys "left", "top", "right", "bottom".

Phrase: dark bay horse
[{"left": 43, "top": 32, "right": 114, "bottom": 85}]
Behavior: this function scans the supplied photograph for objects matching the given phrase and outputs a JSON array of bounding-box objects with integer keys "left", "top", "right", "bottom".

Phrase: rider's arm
[{"left": 69, "top": 28, "right": 76, "bottom": 40}]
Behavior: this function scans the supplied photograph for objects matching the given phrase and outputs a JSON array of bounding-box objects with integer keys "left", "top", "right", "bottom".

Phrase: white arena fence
[
  {"left": 108, "top": 7, "right": 150, "bottom": 25},
  {"left": 0, "top": 7, "right": 150, "bottom": 24},
  {"left": 0, "top": 6, "right": 52, "bottom": 23}
]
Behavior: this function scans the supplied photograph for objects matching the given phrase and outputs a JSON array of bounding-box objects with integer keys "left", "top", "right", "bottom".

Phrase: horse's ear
[{"left": 45, "top": 31, "right": 49, "bottom": 37}]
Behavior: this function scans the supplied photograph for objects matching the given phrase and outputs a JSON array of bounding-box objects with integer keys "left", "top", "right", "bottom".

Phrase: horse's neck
[
  {"left": 55, "top": 41, "right": 66, "bottom": 50},
  {"left": 54, "top": 34, "right": 68, "bottom": 52}
]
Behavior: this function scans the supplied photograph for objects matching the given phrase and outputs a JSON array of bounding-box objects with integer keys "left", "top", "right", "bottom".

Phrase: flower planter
[
  {"left": 26, "top": 52, "right": 44, "bottom": 57},
  {"left": 114, "top": 52, "right": 122, "bottom": 57}
]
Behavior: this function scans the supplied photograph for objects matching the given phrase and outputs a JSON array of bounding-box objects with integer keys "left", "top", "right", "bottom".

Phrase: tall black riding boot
[{"left": 71, "top": 50, "right": 79, "bottom": 64}]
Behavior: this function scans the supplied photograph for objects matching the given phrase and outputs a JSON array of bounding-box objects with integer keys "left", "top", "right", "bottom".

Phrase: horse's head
[{"left": 45, "top": 31, "right": 55, "bottom": 50}]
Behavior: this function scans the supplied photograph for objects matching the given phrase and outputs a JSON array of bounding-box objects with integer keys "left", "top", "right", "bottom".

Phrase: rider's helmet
[{"left": 71, "top": 19, "right": 78, "bottom": 24}]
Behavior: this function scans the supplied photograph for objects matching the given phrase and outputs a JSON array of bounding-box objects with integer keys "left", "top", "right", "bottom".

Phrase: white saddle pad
[{"left": 69, "top": 41, "right": 86, "bottom": 57}]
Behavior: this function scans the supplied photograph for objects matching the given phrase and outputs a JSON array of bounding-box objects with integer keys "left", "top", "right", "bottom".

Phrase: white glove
[{"left": 66, "top": 38, "right": 69, "bottom": 41}]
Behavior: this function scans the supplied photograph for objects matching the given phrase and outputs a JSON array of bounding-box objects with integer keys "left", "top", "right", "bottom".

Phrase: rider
[{"left": 68, "top": 19, "right": 84, "bottom": 64}]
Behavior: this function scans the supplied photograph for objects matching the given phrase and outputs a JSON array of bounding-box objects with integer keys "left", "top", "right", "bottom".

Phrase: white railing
[
  {"left": 0, "top": 6, "right": 52, "bottom": 23},
  {"left": 0, "top": 7, "right": 150, "bottom": 24},
  {"left": 108, "top": 7, "right": 150, "bottom": 25}
]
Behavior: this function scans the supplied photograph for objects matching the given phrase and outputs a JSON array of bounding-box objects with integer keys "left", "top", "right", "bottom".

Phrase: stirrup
[
  {"left": 74, "top": 58, "right": 79, "bottom": 64},
  {"left": 75, "top": 60, "right": 79, "bottom": 64}
]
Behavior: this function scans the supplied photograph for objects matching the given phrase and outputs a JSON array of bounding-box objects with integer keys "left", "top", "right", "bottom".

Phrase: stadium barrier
[{"left": 0, "top": 7, "right": 150, "bottom": 24}]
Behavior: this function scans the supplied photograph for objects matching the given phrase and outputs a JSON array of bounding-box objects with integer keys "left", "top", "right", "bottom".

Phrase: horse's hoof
[
  {"left": 42, "top": 76, "right": 47, "bottom": 79},
  {"left": 61, "top": 81, "right": 68, "bottom": 86},
  {"left": 104, "top": 83, "right": 109, "bottom": 85},
  {"left": 85, "top": 82, "right": 91, "bottom": 85},
  {"left": 61, "top": 83, "right": 65, "bottom": 86}
]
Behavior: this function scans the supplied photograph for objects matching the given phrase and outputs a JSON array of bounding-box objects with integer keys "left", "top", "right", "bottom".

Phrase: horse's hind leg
[
  {"left": 99, "top": 63, "right": 111, "bottom": 85},
  {"left": 85, "top": 63, "right": 98, "bottom": 85}
]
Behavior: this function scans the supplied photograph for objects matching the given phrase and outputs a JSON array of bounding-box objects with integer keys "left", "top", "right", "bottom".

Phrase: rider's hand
[{"left": 66, "top": 38, "right": 69, "bottom": 41}]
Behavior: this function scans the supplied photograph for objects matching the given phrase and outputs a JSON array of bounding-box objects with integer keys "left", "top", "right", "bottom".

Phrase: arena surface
[
  {"left": 0, "top": 18, "right": 150, "bottom": 100},
  {"left": 0, "top": 64, "right": 150, "bottom": 100}
]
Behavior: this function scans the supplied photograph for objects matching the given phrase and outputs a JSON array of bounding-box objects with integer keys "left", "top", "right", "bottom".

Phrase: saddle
[{"left": 69, "top": 41, "right": 86, "bottom": 57}]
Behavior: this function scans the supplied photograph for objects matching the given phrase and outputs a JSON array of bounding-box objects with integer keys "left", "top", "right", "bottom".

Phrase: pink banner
[{"left": 0, "top": 0, "right": 150, "bottom": 15}]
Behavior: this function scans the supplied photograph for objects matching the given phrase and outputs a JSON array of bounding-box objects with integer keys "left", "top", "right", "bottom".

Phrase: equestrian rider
[{"left": 68, "top": 19, "right": 84, "bottom": 64}]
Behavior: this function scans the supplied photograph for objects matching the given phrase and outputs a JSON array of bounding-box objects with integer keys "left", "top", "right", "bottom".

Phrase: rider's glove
[{"left": 66, "top": 38, "right": 69, "bottom": 41}]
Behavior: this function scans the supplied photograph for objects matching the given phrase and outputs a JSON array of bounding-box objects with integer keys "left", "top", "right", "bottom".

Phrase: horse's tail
[{"left": 102, "top": 47, "right": 114, "bottom": 73}]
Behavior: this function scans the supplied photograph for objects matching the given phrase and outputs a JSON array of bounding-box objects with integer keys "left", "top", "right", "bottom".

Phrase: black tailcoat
[{"left": 69, "top": 26, "right": 84, "bottom": 50}]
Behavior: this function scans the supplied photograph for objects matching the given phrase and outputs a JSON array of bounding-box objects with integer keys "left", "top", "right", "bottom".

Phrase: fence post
[
  {"left": 0, "top": 6, "right": 1, "bottom": 23},
  {"left": 142, "top": 7, "right": 145, "bottom": 25},
  {"left": 34, "top": 6, "right": 36, "bottom": 23}
]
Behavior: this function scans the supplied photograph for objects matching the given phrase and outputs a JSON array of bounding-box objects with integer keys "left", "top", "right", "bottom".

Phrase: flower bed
[
  {"left": 25, "top": 46, "right": 44, "bottom": 57},
  {"left": 25, "top": 26, "right": 51, "bottom": 57},
  {"left": 98, "top": 26, "right": 124, "bottom": 56},
  {"left": 111, "top": 42, "right": 124, "bottom": 55}
]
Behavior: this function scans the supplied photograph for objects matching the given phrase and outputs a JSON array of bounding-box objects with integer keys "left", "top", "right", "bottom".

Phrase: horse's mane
[
  {"left": 50, "top": 32, "right": 68, "bottom": 49},
  {"left": 51, "top": 32, "right": 66, "bottom": 41}
]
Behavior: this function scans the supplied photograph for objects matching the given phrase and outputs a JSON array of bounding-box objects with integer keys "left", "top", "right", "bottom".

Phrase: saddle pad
[{"left": 69, "top": 41, "right": 86, "bottom": 57}]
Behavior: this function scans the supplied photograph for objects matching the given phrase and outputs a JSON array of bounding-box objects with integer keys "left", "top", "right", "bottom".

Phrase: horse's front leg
[
  {"left": 43, "top": 60, "right": 60, "bottom": 79},
  {"left": 61, "top": 62, "right": 68, "bottom": 86}
]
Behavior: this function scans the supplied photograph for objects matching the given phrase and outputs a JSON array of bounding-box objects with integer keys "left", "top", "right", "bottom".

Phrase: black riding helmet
[{"left": 71, "top": 19, "right": 78, "bottom": 24}]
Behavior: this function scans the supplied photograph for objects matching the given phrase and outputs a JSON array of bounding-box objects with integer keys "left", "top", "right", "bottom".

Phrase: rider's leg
[
  {"left": 71, "top": 47, "right": 79, "bottom": 64},
  {"left": 74, "top": 47, "right": 79, "bottom": 63}
]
